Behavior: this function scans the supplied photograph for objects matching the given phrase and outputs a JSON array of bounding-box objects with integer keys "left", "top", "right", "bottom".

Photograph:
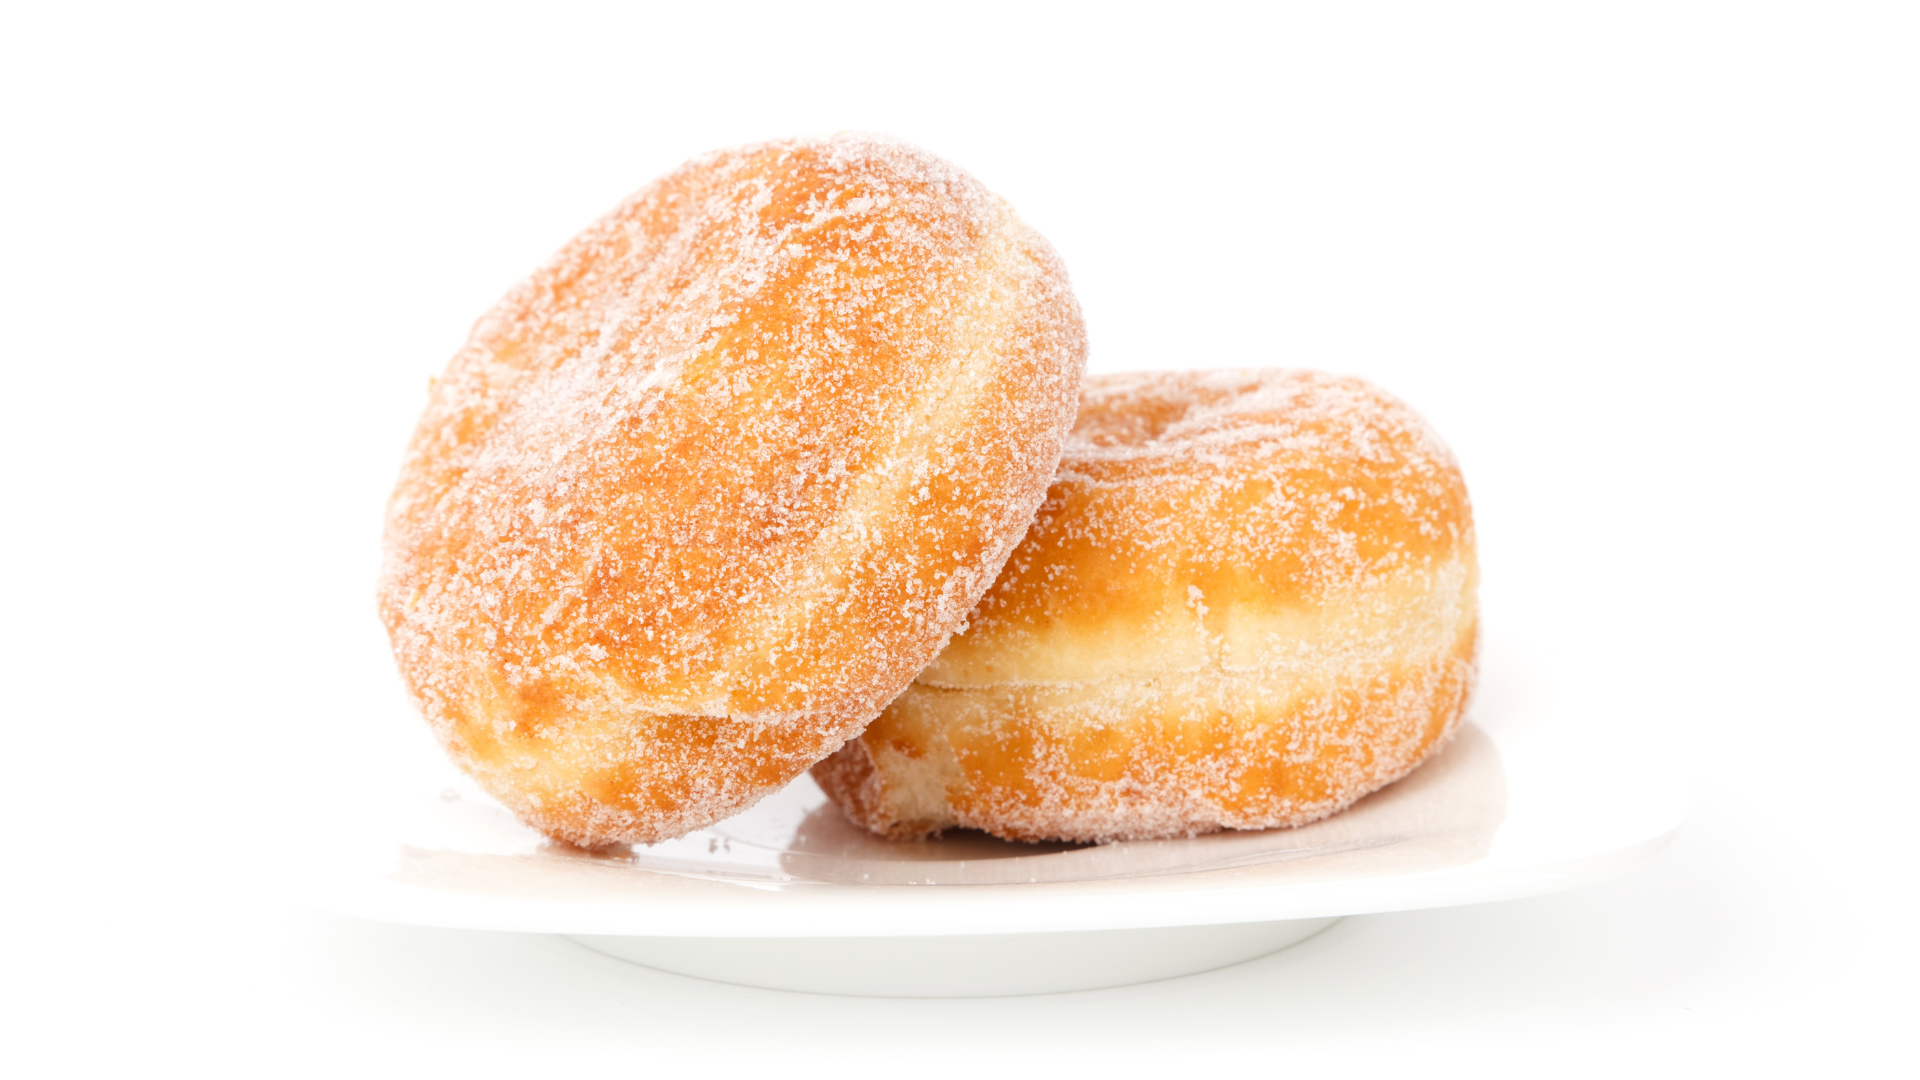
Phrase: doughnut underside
[
  {"left": 814, "top": 370, "right": 1478, "bottom": 842},
  {"left": 379, "top": 136, "right": 1085, "bottom": 846}
]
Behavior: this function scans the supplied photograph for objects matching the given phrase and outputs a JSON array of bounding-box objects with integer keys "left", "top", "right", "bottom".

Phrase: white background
[{"left": 3, "top": 2, "right": 1915, "bottom": 1073}]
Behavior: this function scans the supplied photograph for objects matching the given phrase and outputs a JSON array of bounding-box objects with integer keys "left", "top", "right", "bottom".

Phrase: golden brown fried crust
[
  {"left": 380, "top": 135, "right": 1086, "bottom": 846},
  {"left": 813, "top": 369, "right": 1479, "bottom": 842}
]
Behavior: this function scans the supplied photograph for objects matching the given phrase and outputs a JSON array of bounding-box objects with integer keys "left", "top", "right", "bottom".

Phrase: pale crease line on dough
[
  {"left": 717, "top": 205, "right": 1038, "bottom": 721},
  {"left": 900, "top": 639, "right": 1474, "bottom": 722},
  {"left": 922, "top": 557, "right": 1474, "bottom": 688}
]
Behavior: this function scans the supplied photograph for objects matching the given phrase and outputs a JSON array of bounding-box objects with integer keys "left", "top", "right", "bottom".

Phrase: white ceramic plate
[{"left": 313, "top": 632, "right": 1687, "bottom": 996}]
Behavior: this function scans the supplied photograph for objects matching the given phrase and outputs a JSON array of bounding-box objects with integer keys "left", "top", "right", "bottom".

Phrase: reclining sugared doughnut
[{"left": 814, "top": 369, "right": 1478, "bottom": 842}]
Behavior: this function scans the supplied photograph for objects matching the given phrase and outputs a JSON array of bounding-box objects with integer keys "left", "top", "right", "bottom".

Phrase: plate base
[{"left": 568, "top": 917, "right": 1341, "bottom": 997}]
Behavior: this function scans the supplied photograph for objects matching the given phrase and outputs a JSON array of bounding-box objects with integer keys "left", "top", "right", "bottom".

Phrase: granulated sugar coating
[
  {"left": 379, "top": 135, "right": 1087, "bottom": 847},
  {"left": 814, "top": 370, "right": 1479, "bottom": 842}
]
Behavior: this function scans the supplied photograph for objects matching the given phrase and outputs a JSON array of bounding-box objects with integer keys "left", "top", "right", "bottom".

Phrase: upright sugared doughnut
[
  {"left": 814, "top": 369, "right": 1478, "bottom": 842},
  {"left": 380, "top": 135, "right": 1086, "bottom": 846}
]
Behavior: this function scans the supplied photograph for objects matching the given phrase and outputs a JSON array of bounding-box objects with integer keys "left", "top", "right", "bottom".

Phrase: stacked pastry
[{"left": 380, "top": 135, "right": 1477, "bottom": 847}]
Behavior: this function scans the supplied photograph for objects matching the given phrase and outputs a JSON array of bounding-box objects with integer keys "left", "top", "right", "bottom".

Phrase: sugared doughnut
[
  {"left": 379, "top": 135, "right": 1087, "bottom": 847},
  {"left": 813, "top": 369, "right": 1477, "bottom": 842}
]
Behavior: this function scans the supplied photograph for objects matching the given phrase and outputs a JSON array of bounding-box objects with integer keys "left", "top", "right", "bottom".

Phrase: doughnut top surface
[{"left": 379, "top": 135, "right": 1086, "bottom": 845}]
